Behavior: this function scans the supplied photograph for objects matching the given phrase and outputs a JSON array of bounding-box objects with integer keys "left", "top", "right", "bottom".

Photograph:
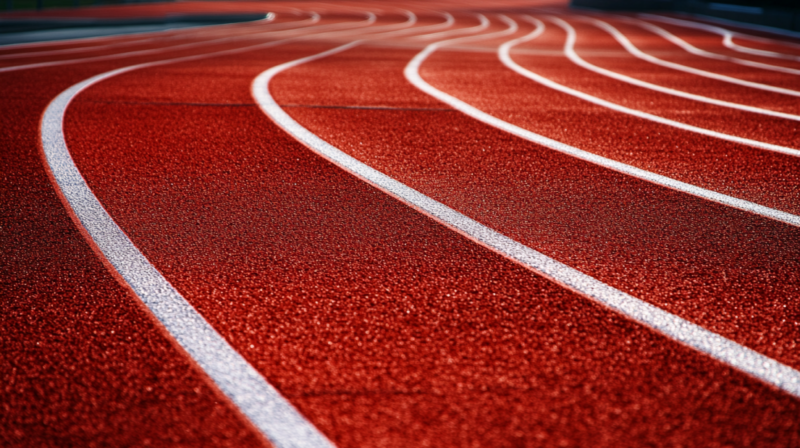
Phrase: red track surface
[{"left": 3, "top": 1, "right": 800, "bottom": 446}]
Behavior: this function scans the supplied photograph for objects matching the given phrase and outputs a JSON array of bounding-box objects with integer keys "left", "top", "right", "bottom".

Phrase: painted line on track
[
  {"left": 410, "top": 12, "right": 489, "bottom": 40},
  {"left": 506, "top": 17, "right": 800, "bottom": 158},
  {"left": 579, "top": 17, "right": 800, "bottom": 99},
  {"left": 626, "top": 17, "right": 800, "bottom": 76},
  {"left": 35, "top": 16, "right": 404, "bottom": 447},
  {"left": 642, "top": 14, "right": 800, "bottom": 61},
  {"left": 252, "top": 29, "right": 800, "bottom": 400}
]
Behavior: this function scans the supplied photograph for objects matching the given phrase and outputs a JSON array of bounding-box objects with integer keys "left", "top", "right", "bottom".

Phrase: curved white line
[
  {"left": 627, "top": 17, "right": 800, "bottom": 76},
  {"left": 410, "top": 13, "right": 489, "bottom": 40},
  {"left": 517, "top": 17, "right": 800, "bottom": 157},
  {"left": 35, "top": 18, "right": 406, "bottom": 448},
  {"left": 642, "top": 14, "right": 800, "bottom": 61},
  {"left": 579, "top": 17, "right": 800, "bottom": 99},
  {"left": 0, "top": 12, "right": 319, "bottom": 61},
  {"left": 252, "top": 33, "right": 800, "bottom": 401},
  {"left": 0, "top": 11, "right": 376, "bottom": 73},
  {"left": 371, "top": 11, "right": 455, "bottom": 39},
  {"left": 420, "top": 16, "right": 800, "bottom": 226}
]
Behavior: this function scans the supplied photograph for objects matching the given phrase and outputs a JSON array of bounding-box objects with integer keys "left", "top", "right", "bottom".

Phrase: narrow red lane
[
  {"left": 264, "top": 40, "right": 800, "bottom": 373},
  {"left": 58, "top": 31, "right": 800, "bottom": 448}
]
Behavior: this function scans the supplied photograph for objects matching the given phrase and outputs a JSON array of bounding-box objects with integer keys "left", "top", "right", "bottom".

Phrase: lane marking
[
  {"left": 0, "top": 12, "right": 318, "bottom": 60},
  {"left": 1, "top": 11, "right": 377, "bottom": 73},
  {"left": 625, "top": 17, "right": 800, "bottom": 76},
  {"left": 410, "top": 13, "right": 489, "bottom": 40},
  {"left": 370, "top": 12, "right": 455, "bottom": 39},
  {"left": 504, "top": 17, "right": 800, "bottom": 158},
  {"left": 577, "top": 17, "right": 800, "bottom": 99},
  {"left": 252, "top": 28, "right": 800, "bottom": 400},
  {"left": 422, "top": 16, "right": 800, "bottom": 225},
  {"left": 642, "top": 14, "right": 800, "bottom": 61},
  {"left": 36, "top": 14, "right": 401, "bottom": 447}
]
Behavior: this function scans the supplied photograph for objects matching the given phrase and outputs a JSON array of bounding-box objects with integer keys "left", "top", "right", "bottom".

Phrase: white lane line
[
  {"left": 410, "top": 13, "right": 489, "bottom": 40},
  {"left": 36, "top": 17, "right": 399, "bottom": 448},
  {"left": 0, "top": 12, "right": 320, "bottom": 60},
  {"left": 420, "top": 16, "right": 800, "bottom": 226},
  {"left": 577, "top": 17, "right": 800, "bottom": 99},
  {"left": 252, "top": 32, "right": 800, "bottom": 402},
  {"left": 370, "top": 12, "right": 454, "bottom": 39},
  {"left": 625, "top": 17, "right": 800, "bottom": 76},
  {"left": 642, "top": 14, "right": 800, "bottom": 61},
  {"left": 0, "top": 11, "right": 376, "bottom": 73},
  {"left": 507, "top": 17, "right": 800, "bottom": 158}
]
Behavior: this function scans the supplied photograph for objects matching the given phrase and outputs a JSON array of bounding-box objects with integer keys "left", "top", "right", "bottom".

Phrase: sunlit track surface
[{"left": 3, "top": 1, "right": 800, "bottom": 446}]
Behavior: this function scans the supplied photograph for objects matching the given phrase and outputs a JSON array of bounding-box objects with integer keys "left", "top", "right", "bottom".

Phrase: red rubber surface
[
  {"left": 0, "top": 11, "right": 285, "bottom": 448},
  {"left": 65, "top": 38, "right": 800, "bottom": 448},
  {"left": 273, "top": 42, "right": 800, "bottom": 369},
  {"left": 5, "top": 1, "right": 800, "bottom": 446}
]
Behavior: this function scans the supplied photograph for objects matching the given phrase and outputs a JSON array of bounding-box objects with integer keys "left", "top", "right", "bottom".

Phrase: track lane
[
  {"left": 58, "top": 17, "right": 800, "bottom": 447},
  {"left": 0, "top": 10, "right": 298, "bottom": 448},
  {"left": 34, "top": 10, "right": 428, "bottom": 448},
  {"left": 245, "top": 16, "right": 800, "bottom": 379},
  {"left": 2, "top": 6, "right": 403, "bottom": 446}
]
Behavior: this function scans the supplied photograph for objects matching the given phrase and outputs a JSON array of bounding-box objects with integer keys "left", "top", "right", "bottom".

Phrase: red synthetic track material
[
  {"left": 62, "top": 28, "right": 800, "bottom": 448},
  {"left": 270, "top": 42, "right": 800, "bottom": 370},
  {"left": 0, "top": 43, "right": 269, "bottom": 448}
]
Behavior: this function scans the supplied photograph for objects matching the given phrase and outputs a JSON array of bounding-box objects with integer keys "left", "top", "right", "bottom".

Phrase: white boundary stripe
[
  {"left": 642, "top": 14, "right": 800, "bottom": 61},
  {"left": 252, "top": 34, "right": 800, "bottom": 400},
  {"left": 0, "top": 11, "right": 377, "bottom": 73},
  {"left": 626, "top": 17, "right": 800, "bottom": 76},
  {"left": 36, "top": 17, "right": 398, "bottom": 448},
  {"left": 0, "top": 12, "right": 318, "bottom": 60},
  {"left": 506, "top": 17, "right": 800, "bottom": 158},
  {"left": 410, "top": 13, "right": 489, "bottom": 40},
  {"left": 578, "top": 17, "right": 800, "bottom": 99},
  {"left": 428, "top": 16, "right": 800, "bottom": 226}
]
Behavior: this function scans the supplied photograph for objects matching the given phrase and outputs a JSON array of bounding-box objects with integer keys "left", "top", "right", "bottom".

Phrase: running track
[{"left": 2, "top": 1, "right": 800, "bottom": 446}]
